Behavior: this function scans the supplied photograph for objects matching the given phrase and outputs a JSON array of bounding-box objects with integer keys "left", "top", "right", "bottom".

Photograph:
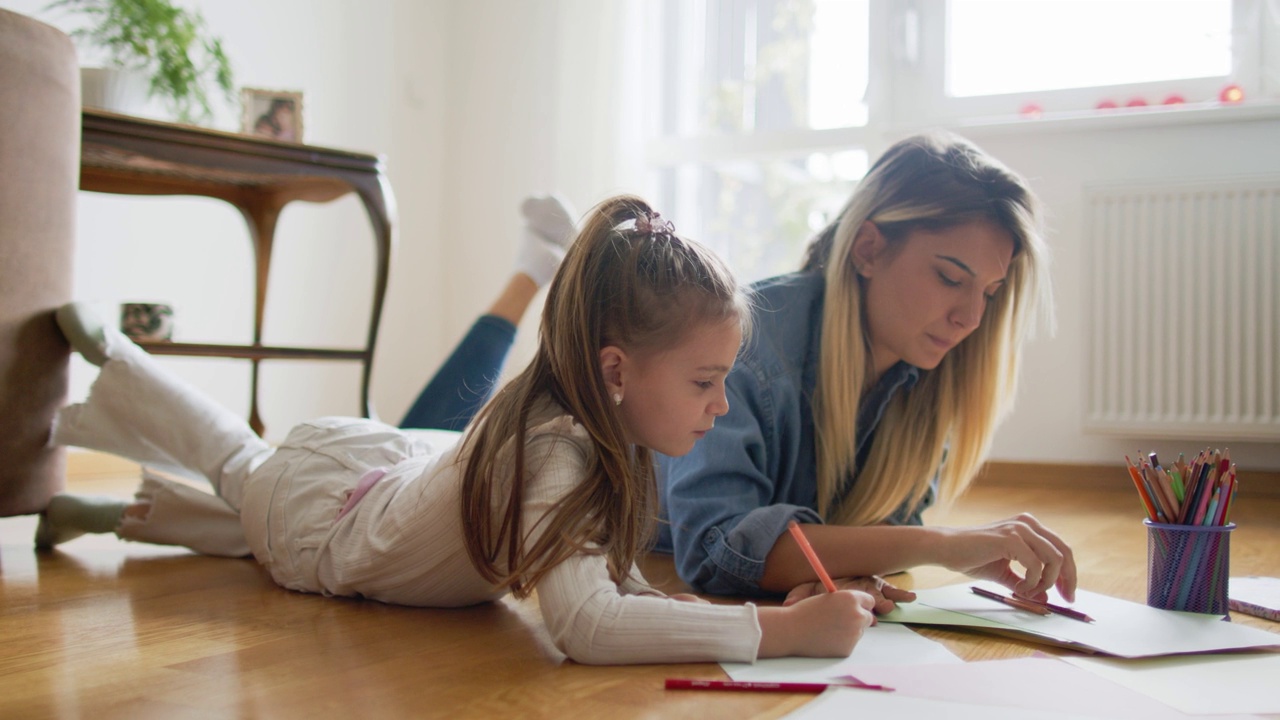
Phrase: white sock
[
  {"left": 514, "top": 194, "right": 579, "bottom": 287},
  {"left": 514, "top": 231, "right": 565, "bottom": 288},
  {"left": 55, "top": 302, "right": 122, "bottom": 367},
  {"left": 521, "top": 194, "right": 578, "bottom": 247},
  {"left": 35, "top": 494, "right": 127, "bottom": 549}
]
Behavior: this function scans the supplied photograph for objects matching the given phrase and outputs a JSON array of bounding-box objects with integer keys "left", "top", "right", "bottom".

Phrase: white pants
[
  {"left": 121, "top": 468, "right": 252, "bottom": 557},
  {"left": 53, "top": 333, "right": 272, "bottom": 557}
]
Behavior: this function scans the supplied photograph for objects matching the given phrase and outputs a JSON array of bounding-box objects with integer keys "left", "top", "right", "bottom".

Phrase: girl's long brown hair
[{"left": 460, "top": 195, "right": 749, "bottom": 598}]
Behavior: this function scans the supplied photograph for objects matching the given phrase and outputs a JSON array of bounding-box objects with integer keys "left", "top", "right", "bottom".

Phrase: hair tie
[{"left": 630, "top": 211, "right": 675, "bottom": 237}]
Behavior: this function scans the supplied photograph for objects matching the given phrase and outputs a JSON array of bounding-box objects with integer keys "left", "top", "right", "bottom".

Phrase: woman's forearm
[
  {"left": 759, "top": 523, "right": 948, "bottom": 593},
  {"left": 759, "top": 515, "right": 1078, "bottom": 603}
]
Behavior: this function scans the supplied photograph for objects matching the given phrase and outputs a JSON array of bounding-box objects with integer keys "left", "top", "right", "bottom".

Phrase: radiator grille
[{"left": 1085, "top": 178, "right": 1280, "bottom": 440}]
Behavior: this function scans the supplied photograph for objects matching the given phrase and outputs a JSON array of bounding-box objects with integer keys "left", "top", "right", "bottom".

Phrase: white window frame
[
  {"left": 646, "top": 0, "right": 1280, "bottom": 161},
  {"left": 890, "top": 0, "right": 1275, "bottom": 125}
]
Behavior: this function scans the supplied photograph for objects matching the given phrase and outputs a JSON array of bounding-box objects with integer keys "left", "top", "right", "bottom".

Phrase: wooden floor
[{"left": 2, "top": 455, "right": 1277, "bottom": 719}]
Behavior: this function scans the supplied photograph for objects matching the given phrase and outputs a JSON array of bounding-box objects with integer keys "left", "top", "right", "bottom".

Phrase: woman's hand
[
  {"left": 757, "top": 590, "right": 877, "bottom": 658},
  {"left": 782, "top": 575, "right": 916, "bottom": 615},
  {"left": 935, "top": 513, "right": 1077, "bottom": 602},
  {"left": 667, "top": 593, "right": 709, "bottom": 604}
]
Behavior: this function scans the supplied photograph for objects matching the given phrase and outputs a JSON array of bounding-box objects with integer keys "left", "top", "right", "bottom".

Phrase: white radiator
[{"left": 1084, "top": 178, "right": 1280, "bottom": 441}]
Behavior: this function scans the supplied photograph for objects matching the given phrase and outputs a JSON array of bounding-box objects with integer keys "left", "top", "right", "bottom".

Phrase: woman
[{"left": 659, "top": 132, "right": 1077, "bottom": 609}]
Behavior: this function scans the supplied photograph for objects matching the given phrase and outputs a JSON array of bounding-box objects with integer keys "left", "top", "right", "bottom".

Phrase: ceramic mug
[{"left": 120, "top": 302, "right": 175, "bottom": 342}]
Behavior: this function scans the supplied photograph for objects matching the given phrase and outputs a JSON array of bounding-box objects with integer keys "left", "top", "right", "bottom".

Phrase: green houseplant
[{"left": 47, "top": 0, "right": 234, "bottom": 124}]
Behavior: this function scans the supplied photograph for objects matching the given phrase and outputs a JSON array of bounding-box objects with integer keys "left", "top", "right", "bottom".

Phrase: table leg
[
  {"left": 352, "top": 170, "right": 397, "bottom": 424},
  {"left": 235, "top": 195, "right": 286, "bottom": 437}
]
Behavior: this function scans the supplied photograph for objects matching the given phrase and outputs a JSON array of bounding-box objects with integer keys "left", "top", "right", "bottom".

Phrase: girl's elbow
[{"left": 553, "top": 630, "right": 614, "bottom": 665}]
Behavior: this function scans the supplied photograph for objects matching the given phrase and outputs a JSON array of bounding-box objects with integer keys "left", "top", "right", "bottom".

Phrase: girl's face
[
  {"left": 602, "top": 317, "right": 742, "bottom": 457},
  {"left": 856, "top": 219, "right": 1015, "bottom": 377}
]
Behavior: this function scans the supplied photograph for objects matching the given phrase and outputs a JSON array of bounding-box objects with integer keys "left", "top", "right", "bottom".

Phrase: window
[
  {"left": 647, "top": 0, "right": 873, "bottom": 281},
  {"left": 645, "top": 0, "right": 1276, "bottom": 282},
  {"left": 906, "top": 0, "right": 1242, "bottom": 120},
  {"left": 947, "top": 1, "right": 1232, "bottom": 98}
]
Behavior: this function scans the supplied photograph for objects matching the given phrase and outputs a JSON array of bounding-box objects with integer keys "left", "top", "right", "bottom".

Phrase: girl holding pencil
[
  {"left": 659, "top": 133, "right": 1078, "bottom": 608},
  {"left": 39, "top": 195, "right": 877, "bottom": 665}
]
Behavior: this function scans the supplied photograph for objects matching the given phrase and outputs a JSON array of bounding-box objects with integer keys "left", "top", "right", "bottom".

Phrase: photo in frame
[{"left": 241, "top": 88, "right": 303, "bottom": 142}]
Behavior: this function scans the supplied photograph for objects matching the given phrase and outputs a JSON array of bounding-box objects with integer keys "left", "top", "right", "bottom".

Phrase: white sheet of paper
[
  {"left": 846, "top": 657, "right": 1262, "bottom": 720},
  {"left": 783, "top": 687, "right": 1103, "bottom": 720},
  {"left": 1230, "top": 576, "right": 1280, "bottom": 620},
  {"left": 879, "top": 581, "right": 1280, "bottom": 658},
  {"left": 1064, "top": 652, "right": 1280, "bottom": 715},
  {"left": 721, "top": 623, "right": 960, "bottom": 683}
]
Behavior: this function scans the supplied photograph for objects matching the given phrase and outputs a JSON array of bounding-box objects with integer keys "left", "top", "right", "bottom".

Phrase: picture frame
[{"left": 240, "top": 88, "right": 304, "bottom": 143}]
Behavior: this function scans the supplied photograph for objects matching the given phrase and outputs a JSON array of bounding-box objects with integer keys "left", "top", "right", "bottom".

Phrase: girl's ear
[
  {"left": 850, "top": 220, "right": 886, "bottom": 278},
  {"left": 598, "top": 345, "right": 626, "bottom": 397}
]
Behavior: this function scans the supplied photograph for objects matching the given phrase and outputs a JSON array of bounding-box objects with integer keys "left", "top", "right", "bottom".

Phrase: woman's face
[{"left": 856, "top": 219, "right": 1015, "bottom": 377}]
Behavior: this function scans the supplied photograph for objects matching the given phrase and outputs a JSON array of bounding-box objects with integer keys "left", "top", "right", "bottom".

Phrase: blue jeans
[{"left": 397, "top": 314, "right": 516, "bottom": 431}]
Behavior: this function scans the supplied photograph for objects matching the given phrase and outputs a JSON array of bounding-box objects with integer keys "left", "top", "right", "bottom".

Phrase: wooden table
[
  {"left": 78, "top": 109, "right": 396, "bottom": 435},
  {"left": 0, "top": 463, "right": 1277, "bottom": 718}
]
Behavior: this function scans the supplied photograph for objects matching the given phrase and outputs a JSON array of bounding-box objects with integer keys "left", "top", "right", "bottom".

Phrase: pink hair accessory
[{"left": 632, "top": 211, "right": 675, "bottom": 236}]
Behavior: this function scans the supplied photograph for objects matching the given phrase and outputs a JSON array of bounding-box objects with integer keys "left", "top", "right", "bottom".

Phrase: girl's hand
[
  {"left": 668, "top": 593, "right": 708, "bottom": 604},
  {"left": 936, "top": 513, "right": 1077, "bottom": 602},
  {"left": 782, "top": 576, "right": 916, "bottom": 615},
  {"left": 756, "top": 590, "right": 876, "bottom": 658}
]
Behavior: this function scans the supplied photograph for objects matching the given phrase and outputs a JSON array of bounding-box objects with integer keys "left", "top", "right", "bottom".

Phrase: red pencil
[{"left": 664, "top": 678, "right": 893, "bottom": 693}]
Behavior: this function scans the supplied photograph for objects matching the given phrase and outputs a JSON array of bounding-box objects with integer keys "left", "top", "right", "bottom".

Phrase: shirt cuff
[{"left": 701, "top": 504, "right": 823, "bottom": 596}]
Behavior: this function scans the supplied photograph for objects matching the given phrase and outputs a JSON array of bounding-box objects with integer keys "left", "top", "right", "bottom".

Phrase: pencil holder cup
[{"left": 1145, "top": 520, "right": 1235, "bottom": 615}]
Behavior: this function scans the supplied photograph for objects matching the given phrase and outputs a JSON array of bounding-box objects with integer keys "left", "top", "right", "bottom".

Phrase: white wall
[
  {"left": 966, "top": 113, "right": 1280, "bottom": 471},
  {"left": 3, "top": 0, "right": 640, "bottom": 444},
  {"left": 4, "top": 0, "right": 406, "bottom": 440},
  {"left": 6, "top": 0, "right": 1276, "bottom": 470}
]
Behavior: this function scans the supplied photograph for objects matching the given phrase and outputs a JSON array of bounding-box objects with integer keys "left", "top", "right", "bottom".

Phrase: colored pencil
[
  {"left": 969, "top": 585, "right": 1051, "bottom": 616},
  {"left": 1124, "top": 455, "right": 1158, "bottom": 521},
  {"left": 787, "top": 520, "right": 837, "bottom": 593},
  {"left": 664, "top": 678, "right": 894, "bottom": 693}
]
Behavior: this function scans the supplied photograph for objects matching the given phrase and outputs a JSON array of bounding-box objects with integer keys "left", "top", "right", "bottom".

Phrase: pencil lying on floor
[{"left": 664, "top": 678, "right": 894, "bottom": 693}]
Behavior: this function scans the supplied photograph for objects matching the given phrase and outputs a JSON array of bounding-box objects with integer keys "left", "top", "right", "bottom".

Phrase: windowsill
[
  {"left": 933, "top": 100, "right": 1280, "bottom": 138},
  {"left": 646, "top": 100, "right": 1280, "bottom": 165}
]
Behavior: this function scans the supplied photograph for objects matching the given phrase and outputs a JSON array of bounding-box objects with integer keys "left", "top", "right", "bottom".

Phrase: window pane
[
  {"left": 809, "top": 0, "right": 870, "bottom": 129},
  {"left": 947, "top": 0, "right": 1232, "bottom": 97},
  {"left": 658, "top": 0, "right": 868, "bottom": 135},
  {"left": 657, "top": 151, "right": 868, "bottom": 282}
]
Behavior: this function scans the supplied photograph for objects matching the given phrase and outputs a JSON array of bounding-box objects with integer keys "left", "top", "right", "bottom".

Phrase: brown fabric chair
[{"left": 0, "top": 9, "right": 79, "bottom": 515}]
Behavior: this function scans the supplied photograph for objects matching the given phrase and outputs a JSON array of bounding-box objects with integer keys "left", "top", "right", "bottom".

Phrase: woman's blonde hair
[
  {"left": 460, "top": 194, "right": 750, "bottom": 598},
  {"left": 800, "top": 132, "right": 1052, "bottom": 526}
]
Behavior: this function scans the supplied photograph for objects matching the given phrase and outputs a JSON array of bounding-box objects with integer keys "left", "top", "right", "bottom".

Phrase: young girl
[
  {"left": 660, "top": 132, "right": 1079, "bottom": 608},
  {"left": 39, "top": 195, "right": 876, "bottom": 665}
]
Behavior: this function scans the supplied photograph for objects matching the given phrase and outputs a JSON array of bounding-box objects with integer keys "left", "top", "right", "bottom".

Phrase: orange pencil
[
  {"left": 787, "top": 520, "right": 837, "bottom": 593},
  {"left": 1142, "top": 463, "right": 1176, "bottom": 521},
  {"left": 1125, "top": 456, "right": 1158, "bottom": 521}
]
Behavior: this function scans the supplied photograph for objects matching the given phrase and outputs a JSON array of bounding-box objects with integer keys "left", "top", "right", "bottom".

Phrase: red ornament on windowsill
[
  {"left": 1219, "top": 84, "right": 1245, "bottom": 104},
  {"left": 1163, "top": 94, "right": 1185, "bottom": 105},
  {"left": 1096, "top": 99, "right": 1118, "bottom": 110},
  {"left": 1019, "top": 102, "right": 1043, "bottom": 119},
  {"left": 1125, "top": 97, "right": 1148, "bottom": 108}
]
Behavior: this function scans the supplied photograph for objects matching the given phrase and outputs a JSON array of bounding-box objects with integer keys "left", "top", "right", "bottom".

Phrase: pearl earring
[{"left": 612, "top": 393, "right": 622, "bottom": 406}]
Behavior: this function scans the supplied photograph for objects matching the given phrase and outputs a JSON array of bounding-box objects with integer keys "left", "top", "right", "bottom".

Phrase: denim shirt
[{"left": 655, "top": 272, "right": 933, "bottom": 596}]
